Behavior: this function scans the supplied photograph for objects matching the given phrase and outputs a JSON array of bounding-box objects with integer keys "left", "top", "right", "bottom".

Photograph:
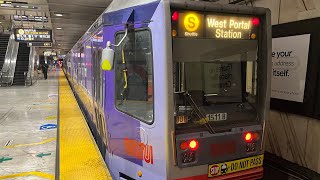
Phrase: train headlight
[
  {"left": 244, "top": 132, "right": 253, "bottom": 142},
  {"left": 189, "top": 139, "right": 199, "bottom": 151}
]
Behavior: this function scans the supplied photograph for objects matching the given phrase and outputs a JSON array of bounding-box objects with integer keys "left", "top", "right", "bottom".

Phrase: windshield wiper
[{"left": 184, "top": 92, "right": 215, "bottom": 134}]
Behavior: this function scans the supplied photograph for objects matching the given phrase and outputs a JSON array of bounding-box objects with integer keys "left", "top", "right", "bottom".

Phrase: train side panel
[{"left": 101, "top": 1, "right": 169, "bottom": 179}]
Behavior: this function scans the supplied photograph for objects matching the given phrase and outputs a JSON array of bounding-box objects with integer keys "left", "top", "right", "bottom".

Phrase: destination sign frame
[
  {"left": 175, "top": 11, "right": 259, "bottom": 40},
  {"left": 14, "top": 28, "right": 53, "bottom": 42}
]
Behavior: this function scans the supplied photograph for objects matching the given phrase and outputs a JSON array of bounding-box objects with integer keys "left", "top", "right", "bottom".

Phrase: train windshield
[{"left": 173, "top": 38, "right": 258, "bottom": 130}]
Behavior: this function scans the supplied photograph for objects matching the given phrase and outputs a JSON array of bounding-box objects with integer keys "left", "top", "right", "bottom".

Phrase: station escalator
[
  {"left": 0, "top": 34, "right": 10, "bottom": 70},
  {"left": 13, "top": 43, "right": 30, "bottom": 85}
]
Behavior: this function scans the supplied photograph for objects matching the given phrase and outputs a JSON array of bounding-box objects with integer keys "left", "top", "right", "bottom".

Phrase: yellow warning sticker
[{"left": 208, "top": 154, "right": 264, "bottom": 177}]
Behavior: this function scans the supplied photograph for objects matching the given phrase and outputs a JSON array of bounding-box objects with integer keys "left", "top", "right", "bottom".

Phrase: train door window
[
  {"left": 98, "top": 48, "right": 104, "bottom": 107},
  {"left": 80, "top": 47, "right": 84, "bottom": 86},
  {"left": 93, "top": 48, "right": 100, "bottom": 104},
  {"left": 114, "top": 29, "right": 154, "bottom": 124},
  {"left": 73, "top": 54, "right": 78, "bottom": 81},
  {"left": 92, "top": 50, "right": 97, "bottom": 100},
  {"left": 76, "top": 53, "right": 79, "bottom": 82},
  {"left": 93, "top": 47, "right": 104, "bottom": 107}
]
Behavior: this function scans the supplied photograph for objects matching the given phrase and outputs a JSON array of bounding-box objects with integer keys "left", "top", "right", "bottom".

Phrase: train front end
[{"left": 169, "top": 2, "right": 271, "bottom": 180}]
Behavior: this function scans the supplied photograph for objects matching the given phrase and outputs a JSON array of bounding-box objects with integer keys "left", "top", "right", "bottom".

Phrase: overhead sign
[
  {"left": 176, "top": 11, "right": 259, "bottom": 40},
  {"left": 14, "top": 15, "right": 48, "bottom": 22},
  {"left": 44, "top": 51, "right": 52, "bottom": 56},
  {"left": 44, "top": 51, "right": 57, "bottom": 56},
  {"left": 28, "top": 42, "right": 52, "bottom": 47},
  {"left": 0, "top": 1, "right": 38, "bottom": 9},
  {"left": 271, "top": 34, "right": 310, "bottom": 102},
  {"left": 14, "top": 28, "right": 52, "bottom": 42}
]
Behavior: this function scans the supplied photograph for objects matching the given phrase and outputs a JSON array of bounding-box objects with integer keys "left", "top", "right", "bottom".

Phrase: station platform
[{"left": 0, "top": 70, "right": 111, "bottom": 180}]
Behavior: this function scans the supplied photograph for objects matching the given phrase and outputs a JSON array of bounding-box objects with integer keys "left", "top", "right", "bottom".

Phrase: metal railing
[
  {"left": 24, "top": 71, "right": 33, "bottom": 86},
  {"left": 0, "top": 70, "right": 12, "bottom": 86},
  {"left": 27, "top": 46, "right": 39, "bottom": 86}
]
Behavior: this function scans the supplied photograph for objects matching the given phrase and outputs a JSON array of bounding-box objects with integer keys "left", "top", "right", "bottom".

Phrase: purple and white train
[{"left": 64, "top": 0, "right": 271, "bottom": 179}]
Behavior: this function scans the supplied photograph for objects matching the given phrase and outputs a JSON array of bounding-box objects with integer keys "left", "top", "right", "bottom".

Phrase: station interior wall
[
  {"left": 216, "top": 0, "right": 320, "bottom": 25},
  {"left": 251, "top": 0, "right": 320, "bottom": 174}
]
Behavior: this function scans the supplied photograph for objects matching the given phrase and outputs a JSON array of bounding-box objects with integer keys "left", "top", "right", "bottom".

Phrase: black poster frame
[{"left": 271, "top": 17, "right": 320, "bottom": 119}]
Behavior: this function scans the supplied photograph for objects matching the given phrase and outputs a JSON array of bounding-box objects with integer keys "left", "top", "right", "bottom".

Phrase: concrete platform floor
[{"left": 0, "top": 71, "right": 59, "bottom": 179}]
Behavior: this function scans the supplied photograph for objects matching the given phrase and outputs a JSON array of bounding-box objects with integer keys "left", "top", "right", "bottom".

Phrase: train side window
[
  {"left": 92, "top": 47, "right": 103, "bottom": 106},
  {"left": 114, "top": 29, "right": 154, "bottom": 124},
  {"left": 80, "top": 47, "right": 84, "bottom": 86},
  {"left": 98, "top": 48, "right": 104, "bottom": 107}
]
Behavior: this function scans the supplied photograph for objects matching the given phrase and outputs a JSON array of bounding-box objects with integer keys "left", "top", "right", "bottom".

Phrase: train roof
[
  {"left": 68, "top": 0, "right": 161, "bottom": 53},
  {"left": 68, "top": 0, "right": 270, "bottom": 54},
  {"left": 104, "top": 0, "right": 160, "bottom": 13}
]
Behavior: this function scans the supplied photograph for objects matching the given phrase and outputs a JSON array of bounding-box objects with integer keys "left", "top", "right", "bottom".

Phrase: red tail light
[
  {"left": 172, "top": 11, "right": 179, "bottom": 21},
  {"left": 189, "top": 139, "right": 199, "bottom": 151},
  {"left": 180, "top": 141, "right": 188, "bottom": 150},
  {"left": 252, "top": 17, "right": 260, "bottom": 26},
  {"left": 245, "top": 132, "right": 253, "bottom": 142}
]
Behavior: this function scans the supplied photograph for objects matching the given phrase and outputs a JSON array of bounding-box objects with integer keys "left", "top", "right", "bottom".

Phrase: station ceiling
[
  {"left": 48, "top": 0, "right": 112, "bottom": 53},
  {"left": 0, "top": 0, "right": 253, "bottom": 55},
  {"left": 0, "top": 0, "right": 112, "bottom": 54},
  {"left": 1, "top": 0, "right": 317, "bottom": 55}
]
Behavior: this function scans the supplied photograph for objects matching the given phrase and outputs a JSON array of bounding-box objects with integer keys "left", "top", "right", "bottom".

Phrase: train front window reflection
[{"left": 173, "top": 38, "right": 258, "bottom": 125}]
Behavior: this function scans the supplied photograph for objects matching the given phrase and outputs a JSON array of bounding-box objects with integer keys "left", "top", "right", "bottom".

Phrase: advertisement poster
[{"left": 271, "top": 34, "right": 310, "bottom": 102}]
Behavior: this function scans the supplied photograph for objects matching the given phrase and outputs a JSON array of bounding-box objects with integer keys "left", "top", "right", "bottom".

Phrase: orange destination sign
[{"left": 176, "top": 11, "right": 259, "bottom": 40}]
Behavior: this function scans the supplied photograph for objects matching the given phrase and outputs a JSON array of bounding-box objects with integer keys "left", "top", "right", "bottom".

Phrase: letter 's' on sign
[{"left": 178, "top": 12, "right": 204, "bottom": 37}]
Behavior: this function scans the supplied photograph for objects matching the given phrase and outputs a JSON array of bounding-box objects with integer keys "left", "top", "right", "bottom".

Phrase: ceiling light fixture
[
  {"left": 56, "top": 27, "right": 62, "bottom": 30},
  {"left": 55, "top": 13, "right": 63, "bottom": 17}
]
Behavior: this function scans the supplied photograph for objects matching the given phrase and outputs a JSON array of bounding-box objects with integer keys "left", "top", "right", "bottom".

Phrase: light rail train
[{"left": 63, "top": 0, "right": 271, "bottom": 179}]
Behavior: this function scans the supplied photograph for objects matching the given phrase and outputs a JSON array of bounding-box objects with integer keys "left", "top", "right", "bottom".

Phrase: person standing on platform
[{"left": 42, "top": 63, "right": 49, "bottom": 80}]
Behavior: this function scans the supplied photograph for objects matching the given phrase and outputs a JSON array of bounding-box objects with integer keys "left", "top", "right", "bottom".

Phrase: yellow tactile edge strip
[
  {"left": 0, "top": 172, "right": 54, "bottom": 180},
  {"left": 59, "top": 70, "right": 112, "bottom": 180}
]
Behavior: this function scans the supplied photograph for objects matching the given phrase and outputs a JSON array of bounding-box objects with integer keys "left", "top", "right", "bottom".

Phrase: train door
[
  {"left": 106, "top": 26, "right": 158, "bottom": 179},
  {"left": 92, "top": 45, "right": 108, "bottom": 159}
]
